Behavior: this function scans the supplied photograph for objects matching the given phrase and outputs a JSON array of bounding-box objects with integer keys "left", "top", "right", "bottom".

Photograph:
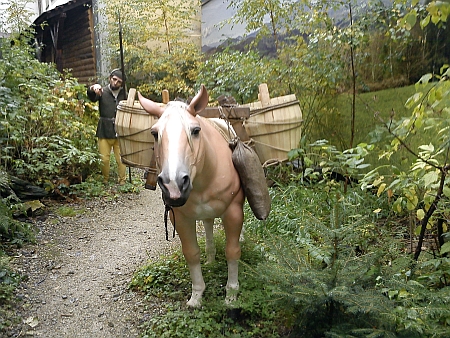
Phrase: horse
[{"left": 138, "top": 85, "right": 245, "bottom": 307}]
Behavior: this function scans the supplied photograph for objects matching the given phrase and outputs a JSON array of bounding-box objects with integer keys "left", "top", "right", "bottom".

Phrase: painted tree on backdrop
[
  {"left": 225, "top": 0, "right": 297, "bottom": 57},
  {"left": 96, "top": 0, "right": 202, "bottom": 99}
]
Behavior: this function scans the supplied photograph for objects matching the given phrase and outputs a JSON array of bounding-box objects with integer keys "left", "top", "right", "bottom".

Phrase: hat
[{"left": 110, "top": 69, "right": 123, "bottom": 80}]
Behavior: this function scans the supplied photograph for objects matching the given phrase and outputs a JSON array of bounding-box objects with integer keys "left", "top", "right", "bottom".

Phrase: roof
[{"left": 33, "top": 0, "right": 91, "bottom": 25}]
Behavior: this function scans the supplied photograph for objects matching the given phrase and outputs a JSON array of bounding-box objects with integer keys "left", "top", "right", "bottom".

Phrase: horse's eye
[
  {"left": 191, "top": 126, "right": 201, "bottom": 136},
  {"left": 151, "top": 130, "right": 158, "bottom": 141}
]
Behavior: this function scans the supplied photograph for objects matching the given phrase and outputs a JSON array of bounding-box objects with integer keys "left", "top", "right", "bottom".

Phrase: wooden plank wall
[{"left": 61, "top": 6, "right": 96, "bottom": 85}]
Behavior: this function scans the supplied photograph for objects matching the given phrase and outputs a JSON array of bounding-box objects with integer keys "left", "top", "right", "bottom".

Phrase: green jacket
[{"left": 87, "top": 85, "right": 127, "bottom": 139}]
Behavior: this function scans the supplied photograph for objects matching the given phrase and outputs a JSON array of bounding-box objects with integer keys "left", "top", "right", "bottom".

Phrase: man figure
[{"left": 87, "top": 69, "right": 127, "bottom": 185}]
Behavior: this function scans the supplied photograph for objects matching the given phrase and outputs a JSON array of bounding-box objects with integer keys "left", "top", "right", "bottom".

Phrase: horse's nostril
[
  {"left": 157, "top": 175, "right": 165, "bottom": 188},
  {"left": 181, "top": 175, "right": 190, "bottom": 190}
]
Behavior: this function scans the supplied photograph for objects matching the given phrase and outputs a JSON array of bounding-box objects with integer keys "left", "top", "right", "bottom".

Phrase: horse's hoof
[
  {"left": 186, "top": 290, "right": 203, "bottom": 308},
  {"left": 186, "top": 298, "right": 202, "bottom": 308},
  {"left": 225, "top": 295, "right": 237, "bottom": 306},
  {"left": 225, "top": 288, "right": 239, "bottom": 306}
]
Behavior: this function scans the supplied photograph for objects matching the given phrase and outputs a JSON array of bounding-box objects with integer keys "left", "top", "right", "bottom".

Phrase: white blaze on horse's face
[
  {"left": 151, "top": 102, "right": 202, "bottom": 207},
  {"left": 138, "top": 87, "right": 209, "bottom": 208}
]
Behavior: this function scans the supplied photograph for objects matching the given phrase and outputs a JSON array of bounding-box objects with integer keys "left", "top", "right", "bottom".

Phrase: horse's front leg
[
  {"left": 176, "top": 217, "right": 205, "bottom": 307},
  {"left": 222, "top": 201, "right": 244, "bottom": 305},
  {"left": 203, "top": 218, "right": 216, "bottom": 264}
]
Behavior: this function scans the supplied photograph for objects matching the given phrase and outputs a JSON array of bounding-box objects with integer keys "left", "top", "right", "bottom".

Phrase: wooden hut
[{"left": 33, "top": 0, "right": 96, "bottom": 85}]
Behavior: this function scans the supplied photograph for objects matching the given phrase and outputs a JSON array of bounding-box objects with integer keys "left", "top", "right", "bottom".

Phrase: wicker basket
[
  {"left": 242, "top": 84, "right": 303, "bottom": 164},
  {"left": 115, "top": 89, "right": 157, "bottom": 169}
]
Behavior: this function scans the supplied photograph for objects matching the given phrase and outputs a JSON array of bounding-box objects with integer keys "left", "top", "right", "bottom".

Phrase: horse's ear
[
  {"left": 187, "top": 84, "right": 208, "bottom": 116},
  {"left": 138, "top": 92, "right": 164, "bottom": 118}
]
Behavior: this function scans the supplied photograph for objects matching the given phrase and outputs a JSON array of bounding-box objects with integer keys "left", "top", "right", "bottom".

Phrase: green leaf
[
  {"left": 406, "top": 198, "right": 417, "bottom": 211},
  {"left": 404, "top": 11, "right": 417, "bottom": 30},
  {"left": 440, "top": 242, "right": 450, "bottom": 255},
  {"left": 405, "top": 92, "right": 422, "bottom": 108},
  {"left": 373, "top": 176, "right": 385, "bottom": 187},
  {"left": 415, "top": 225, "right": 422, "bottom": 236},
  {"left": 388, "top": 290, "right": 398, "bottom": 299},
  {"left": 418, "top": 144, "right": 434, "bottom": 152},
  {"left": 443, "top": 186, "right": 450, "bottom": 197},
  {"left": 416, "top": 209, "right": 425, "bottom": 220},
  {"left": 398, "top": 289, "right": 410, "bottom": 298},
  {"left": 420, "top": 14, "right": 431, "bottom": 28},
  {"left": 393, "top": 197, "right": 403, "bottom": 213},
  {"left": 377, "top": 183, "right": 386, "bottom": 197},
  {"left": 422, "top": 171, "right": 439, "bottom": 187},
  {"left": 23, "top": 200, "right": 45, "bottom": 212},
  {"left": 418, "top": 73, "right": 433, "bottom": 85}
]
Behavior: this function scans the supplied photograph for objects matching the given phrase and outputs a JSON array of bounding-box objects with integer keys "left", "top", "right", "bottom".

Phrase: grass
[
  {"left": 306, "top": 83, "right": 449, "bottom": 173},
  {"left": 55, "top": 205, "right": 86, "bottom": 217},
  {"left": 307, "top": 85, "right": 415, "bottom": 148}
]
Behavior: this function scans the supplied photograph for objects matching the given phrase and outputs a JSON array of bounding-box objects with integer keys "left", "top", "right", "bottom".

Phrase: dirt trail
[{"left": 9, "top": 188, "right": 179, "bottom": 337}]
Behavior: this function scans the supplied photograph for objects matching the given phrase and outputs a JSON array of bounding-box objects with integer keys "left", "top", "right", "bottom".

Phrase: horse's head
[{"left": 138, "top": 85, "right": 209, "bottom": 207}]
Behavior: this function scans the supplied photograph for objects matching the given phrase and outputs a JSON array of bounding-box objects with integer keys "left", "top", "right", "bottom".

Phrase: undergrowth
[
  {"left": 0, "top": 255, "right": 22, "bottom": 331},
  {"left": 0, "top": 201, "right": 35, "bottom": 332},
  {"left": 244, "top": 181, "right": 450, "bottom": 337},
  {"left": 0, "top": 202, "right": 35, "bottom": 249},
  {"left": 132, "top": 179, "right": 450, "bottom": 337},
  {"left": 130, "top": 233, "right": 285, "bottom": 337}
]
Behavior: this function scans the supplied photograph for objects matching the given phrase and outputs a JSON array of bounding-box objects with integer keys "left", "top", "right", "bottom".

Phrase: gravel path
[{"left": 9, "top": 187, "right": 180, "bottom": 337}]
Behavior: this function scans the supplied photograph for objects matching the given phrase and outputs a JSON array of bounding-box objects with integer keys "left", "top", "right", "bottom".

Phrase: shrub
[
  {"left": 0, "top": 37, "right": 100, "bottom": 186},
  {"left": 0, "top": 201, "right": 35, "bottom": 248}
]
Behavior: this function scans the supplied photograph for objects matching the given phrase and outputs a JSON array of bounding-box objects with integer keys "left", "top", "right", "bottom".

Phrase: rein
[{"left": 164, "top": 203, "right": 176, "bottom": 241}]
